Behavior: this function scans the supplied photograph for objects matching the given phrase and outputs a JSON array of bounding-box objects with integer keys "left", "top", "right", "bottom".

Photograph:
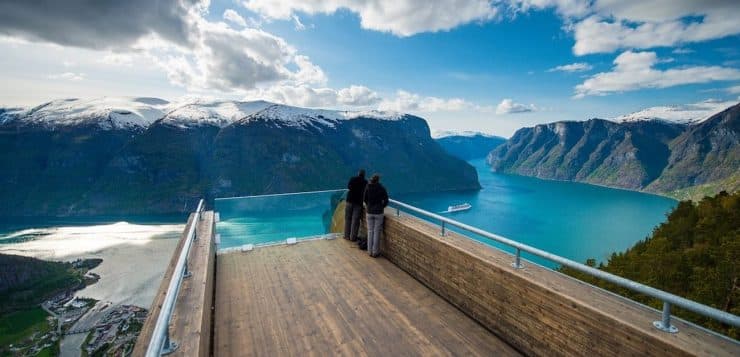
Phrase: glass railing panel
[{"left": 215, "top": 189, "right": 347, "bottom": 250}]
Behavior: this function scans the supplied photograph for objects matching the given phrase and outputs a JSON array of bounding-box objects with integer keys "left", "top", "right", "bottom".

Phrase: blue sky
[{"left": 0, "top": 1, "right": 739, "bottom": 136}]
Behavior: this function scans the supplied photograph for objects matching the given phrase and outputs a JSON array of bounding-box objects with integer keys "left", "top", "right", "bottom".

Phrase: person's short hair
[
  {"left": 358, "top": 169, "right": 366, "bottom": 177},
  {"left": 370, "top": 174, "right": 380, "bottom": 183}
]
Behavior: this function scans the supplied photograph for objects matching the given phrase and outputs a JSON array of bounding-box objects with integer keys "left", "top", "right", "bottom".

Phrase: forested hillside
[{"left": 560, "top": 191, "right": 739, "bottom": 338}]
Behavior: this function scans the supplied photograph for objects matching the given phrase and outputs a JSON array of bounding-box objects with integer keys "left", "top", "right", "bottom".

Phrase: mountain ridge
[
  {"left": 488, "top": 103, "right": 739, "bottom": 200},
  {"left": 0, "top": 97, "right": 479, "bottom": 216}
]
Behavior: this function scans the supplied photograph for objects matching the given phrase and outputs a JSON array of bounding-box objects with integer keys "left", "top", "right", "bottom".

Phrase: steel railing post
[
  {"left": 653, "top": 301, "right": 678, "bottom": 333},
  {"left": 183, "top": 258, "right": 191, "bottom": 278},
  {"left": 440, "top": 221, "right": 446, "bottom": 236},
  {"left": 160, "top": 327, "right": 179, "bottom": 355},
  {"left": 511, "top": 248, "right": 523, "bottom": 269}
]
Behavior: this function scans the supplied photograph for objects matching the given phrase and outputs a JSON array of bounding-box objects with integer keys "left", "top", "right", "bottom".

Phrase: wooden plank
[
  {"left": 380, "top": 209, "right": 740, "bottom": 357},
  {"left": 132, "top": 213, "right": 196, "bottom": 357},
  {"left": 168, "top": 211, "right": 215, "bottom": 357},
  {"left": 214, "top": 238, "right": 520, "bottom": 357}
]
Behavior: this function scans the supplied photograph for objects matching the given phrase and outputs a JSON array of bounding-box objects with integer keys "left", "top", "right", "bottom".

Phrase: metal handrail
[
  {"left": 388, "top": 199, "right": 740, "bottom": 333},
  {"left": 146, "top": 199, "right": 205, "bottom": 356},
  {"left": 215, "top": 189, "right": 348, "bottom": 201}
]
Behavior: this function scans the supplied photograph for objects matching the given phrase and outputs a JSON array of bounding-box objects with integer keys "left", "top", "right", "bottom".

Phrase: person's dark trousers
[{"left": 344, "top": 202, "right": 362, "bottom": 241}]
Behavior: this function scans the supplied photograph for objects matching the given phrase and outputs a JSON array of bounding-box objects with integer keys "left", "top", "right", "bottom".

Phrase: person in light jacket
[
  {"left": 344, "top": 169, "right": 367, "bottom": 241},
  {"left": 363, "top": 174, "right": 388, "bottom": 257}
]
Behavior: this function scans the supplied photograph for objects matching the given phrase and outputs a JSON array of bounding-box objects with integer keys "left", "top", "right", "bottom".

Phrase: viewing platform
[
  {"left": 215, "top": 238, "right": 518, "bottom": 356},
  {"left": 133, "top": 194, "right": 740, "bottom": 357}
]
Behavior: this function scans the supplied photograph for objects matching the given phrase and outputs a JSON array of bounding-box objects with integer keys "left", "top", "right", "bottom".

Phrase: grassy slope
[{"left": 0, "top": 307, "right": 51, "bottom": 347}]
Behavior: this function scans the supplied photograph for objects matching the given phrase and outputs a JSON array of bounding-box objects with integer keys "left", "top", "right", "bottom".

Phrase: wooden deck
[{"left": 214, "top": 238, "right": 520, "bottom": 356}]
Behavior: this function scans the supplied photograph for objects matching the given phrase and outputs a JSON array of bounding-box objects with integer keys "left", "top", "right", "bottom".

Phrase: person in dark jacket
[
  {"left": 363, "top": 174, "right": 388, "bottom": 257},
  {"left": 344, "top": 169, "right": 367, "bottom": 241}
]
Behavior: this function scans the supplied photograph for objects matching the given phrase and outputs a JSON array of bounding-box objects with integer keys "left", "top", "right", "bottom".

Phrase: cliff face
[
  {"left": 487, "top": 103, "right": 740, "bottom": 199},
  {"left": 647, "top": 104, "right": 740, "bottom": 197},
  {"left": 435, "top": 134, "right": 506, "bottom": 160},
  {"left": 0, "top": 98, "right": 479, "bottom": 216}
]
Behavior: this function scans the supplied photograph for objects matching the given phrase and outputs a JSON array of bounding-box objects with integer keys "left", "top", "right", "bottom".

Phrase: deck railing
[
  {"left": 388, "top": 199, "right": 740, "bottom": 334},
  {"left": 146, "top": 199, "right": 205, "bottom": 356}
]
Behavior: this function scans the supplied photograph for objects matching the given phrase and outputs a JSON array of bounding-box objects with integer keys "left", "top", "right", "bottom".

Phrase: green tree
[{"left": 560, "top": 191, "right": 739, "bottom": 338}]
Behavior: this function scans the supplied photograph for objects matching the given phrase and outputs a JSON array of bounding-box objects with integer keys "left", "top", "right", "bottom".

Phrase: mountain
[
  {"left": 647, "top": 104, "right": 740, "bottom": 199},
  {"left": 0, "top": 254, "right": 82, "bottom": 312},
  {"left": 487, "top": 103, "right": 739, "bottom": 199},
  {"left": 0, "top": 97, "right": 479, "bottom": 216},
  {"left": 434, "top": 132, "right": 506, "bottom": 160},
  {"left": 614, "top": 99, "right": 738, "bottom": 125}
]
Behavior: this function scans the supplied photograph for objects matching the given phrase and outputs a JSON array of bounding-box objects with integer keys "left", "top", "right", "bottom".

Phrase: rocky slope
[
  {"left": 0, "top": 97, "right": 479, "bottom": 216},
  {"left": 435, "top": 132, "right": 506, "bottom": 160},
  {"left": 488, "top": 103, "right": 739, "bottom": 199}
]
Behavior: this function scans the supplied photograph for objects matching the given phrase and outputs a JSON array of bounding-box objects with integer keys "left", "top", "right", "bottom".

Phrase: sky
[{"left": 0, "top": 0, "right": 739, "bottom": 137}]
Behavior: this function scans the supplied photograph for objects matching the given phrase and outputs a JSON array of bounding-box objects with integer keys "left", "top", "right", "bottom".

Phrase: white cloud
[
  {"left": 378, "top": 90, "right": 470, "bottom": 112},
  {"left": 570, "top": 1, "right": 740, "bottom": 55},
  {"left": 672, "top": 47, "right": 694, "bottom": 54},
  {"left": 0, "top": 1, "right": 327, "bottom": 94},
  {"left": 547, "top": 62, "right": 592, "bottom": 72},
  {"left": 574, "top": 51, "right": 740, "bottom": 98},
  {"left": 337, "top": 86, "right": 381, "bottom": 106},
  {"left": 727, "top": 85, "right": 740, "bottom": 94},
  {"left": 99, "top": 53, "right": 135, "bottom": 66},
  {"left": 510, "top": 0, "right": 591, "bottom": 18},
  {"left": 507, "top": 1, "right": 740, "bottom": 56},
  {"left": 48, "top": 72, "right": 85, "bottom": 81},
  {"left": 495, "top": 98, "right": 536, "bottom": 115},
  {"left": 292, "top": 15, "right": 307, "bottom": 31},
  {"left": 145, "top": 17, "right": 328, "bottom": 93},
  {"left": 223, "top": 9, "right": 248, "bottom": 28},
  {"left": 241, "top": 0, "right": 498, "bottom": 36},
  {"left": 247, "top": 84, "right": 380, "bottom": 108}
]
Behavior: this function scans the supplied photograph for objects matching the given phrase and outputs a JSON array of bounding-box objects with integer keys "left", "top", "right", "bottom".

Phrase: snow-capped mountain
[
  {"left": 0, "top": 96, "right": 478, "bottom": 216},
  {"left": 1, "top": 97, "right": 170, "bottom": 129},
  {"left": 1, "top": 96, "right": 407, "bottom": 131},
  {"left": 161, "top": 100, "right": 274, "bottom": 128},
  {"left": 614, "top": 99, "right": 739, "bottom": 125}
]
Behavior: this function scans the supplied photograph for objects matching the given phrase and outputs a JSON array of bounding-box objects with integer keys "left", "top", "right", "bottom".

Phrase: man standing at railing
[
  {"left": 364, "top": 174, "right": 388, "bottom": 258},
  {"left": 345, "top": 169, "right": 367, "bottom": 242}
]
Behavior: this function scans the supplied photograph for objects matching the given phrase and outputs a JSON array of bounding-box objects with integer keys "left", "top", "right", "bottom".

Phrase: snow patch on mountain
[
  {"left": 4, "top": 97, "right": 170, "bottom": 129},
  {"left": 432, "top": 130, "right": 497, "bottom": 139},
  {"left": 162, "top": 100, "right": 273, "bottom": 128},
  {"left": 243, "top": 104, "right": 406, "bottom": 129},
  {"left": 0, "top": 97, "right": 410, "bottom": 131},
  {"left": 614, "top": 99, "right": 739, "bottom": 125}
]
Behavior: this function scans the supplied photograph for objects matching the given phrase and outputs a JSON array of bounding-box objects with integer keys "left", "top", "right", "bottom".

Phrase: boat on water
[{"left": 443, "top": 203, "right": 472, "bottom": 213}]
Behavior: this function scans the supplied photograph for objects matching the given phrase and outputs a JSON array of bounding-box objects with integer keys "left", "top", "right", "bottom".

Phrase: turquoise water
[
  {"left": 215, "top": 190, "right": 346, "bottom": 248},
  {"left": 213, "top": 159, "right": 676, "bottom": 267},
  {"left": 396, "top": 158, "right": 678, "bottom": 267}
]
